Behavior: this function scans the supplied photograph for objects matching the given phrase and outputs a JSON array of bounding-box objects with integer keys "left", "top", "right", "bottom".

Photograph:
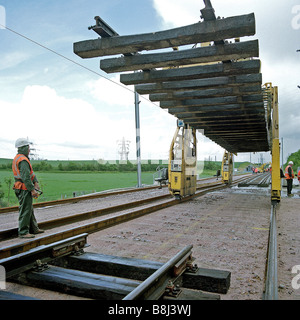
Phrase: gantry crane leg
[
  {"left": 270, "top": 85, "right": 281, "bottom": 203},
  {"left": 221, "top": 150, "right": 233, "bottom": 185}
]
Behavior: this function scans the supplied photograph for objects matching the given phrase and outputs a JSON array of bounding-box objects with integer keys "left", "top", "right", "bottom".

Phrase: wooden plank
[
  {"left": 183, "top": 268, "right": 230, "bottom": 294},
  {"left": 120, "top": 59, "right": 261, "bottom": 85},
  {"left": 180, "top": 114, "right": 265, "bottom": 124},
  {"left": 167, "top": 102, "right": 264, "bottom": 114},
  {"left": 191, "top": 119, "right": 267, "bottom": 127},
  {"left": 204, "top": 129, "right": 267, "bottom": 135},
  {"left": 177, "top": 110, "right": 264, "bottom": 119},
  {"left": 161, "top": 96, "right": 239, "bottom": 108},
  {"left": 182, "top": 115, "right": 265, "bottom": 123},
  {"left": 53, "top": 252, "right": 163, "bottom": 281},
  {"left": 53, "top": 252, "right": 231, "bottom": 295},
  {"left": 17, "top": 265, "right": 141, "bottom": 300},
  {"left": 149, "top": 85, "right": 262, "bottom": 101},
  {"left": 159, "top": 95, "right": 263, "bottom": 109},
  {"left": 184, "top": 116, "right": 266, "bottom": 124},
  {"left": 135, "top": 73, "right": 262, "bottom": 95},
  {"left": 74, "top": 13, "right": 255, "bottom": 58},
  {"left": 100, "top": 40, "right": 259, "bottom": 73}
]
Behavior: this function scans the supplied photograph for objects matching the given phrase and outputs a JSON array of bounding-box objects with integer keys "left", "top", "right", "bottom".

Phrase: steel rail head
[
  {"left": 123, "top": 245, "right": 193, "bottom": 300},
  {"left": 0, "top": 233, "right": 88, "bottom": 278},
  {"left": 264, "top": 204, "right": 278, "bottom": 300}
]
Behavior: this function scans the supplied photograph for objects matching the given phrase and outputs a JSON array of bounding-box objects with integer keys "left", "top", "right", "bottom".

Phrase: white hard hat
[
  {"left": 15, "top": 138, "right": 31, "bottom": 148},
  {"left": 288, "top": 161, "right": 294, "bottom": 165}
]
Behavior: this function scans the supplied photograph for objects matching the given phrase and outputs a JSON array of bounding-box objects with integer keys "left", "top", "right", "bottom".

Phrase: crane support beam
[
  {"left": 269, "top": 85, "right": 281, "bottom": 203},
  {"left": 74, "top": 13, "right": 255, "bottom": 58}
]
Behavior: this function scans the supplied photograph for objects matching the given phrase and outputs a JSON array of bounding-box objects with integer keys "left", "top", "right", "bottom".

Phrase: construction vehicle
[
  {"left": 168, "top": 120, "right": 197, "bottom": 199},
  {"left": 258, "top": 162, "right": 271, "bottom": 173}
]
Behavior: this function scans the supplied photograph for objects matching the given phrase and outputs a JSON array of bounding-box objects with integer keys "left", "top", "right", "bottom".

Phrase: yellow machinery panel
[
  {"left": 264, "top": 83, "right": 281, "bottom": 203},
  {"left": 168, "top": 120, "right": 197, "bottom": 199},
  {"left": 221, "top": 150, "right": 233, "bottom": 185}
]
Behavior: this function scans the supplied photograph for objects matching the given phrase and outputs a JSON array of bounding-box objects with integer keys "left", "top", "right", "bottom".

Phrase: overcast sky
[{"left": 0, "top": 0, "right": 299, "bottom": 164}]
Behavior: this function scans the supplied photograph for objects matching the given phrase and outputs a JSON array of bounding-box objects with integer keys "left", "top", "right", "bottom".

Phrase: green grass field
[
  {"left": 0, "top": 168, "right": 219, "bottom": 207},
  {"left": 0, "top": 171, "right": 156, "bottom": 207},
  {"left": 1, "top": 157, "right": 240, "bottom": 207}
]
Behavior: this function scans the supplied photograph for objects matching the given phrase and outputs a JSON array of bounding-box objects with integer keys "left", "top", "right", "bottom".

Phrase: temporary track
[
  {"left": 264, "top": 203, "right": 278, "bottom": 300},
  {"left": 1, "top": 173, "right": 292, "bottom": 301},
  {"left": 0, "top": 175, "right": 249, "bottom": 259},
  {"left": 0, "top": 176, "right": 216, "bottom": 215}
]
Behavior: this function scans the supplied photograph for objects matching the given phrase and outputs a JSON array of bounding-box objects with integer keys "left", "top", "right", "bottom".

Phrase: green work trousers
[{"left": 15, "top": 189, "right": 39, "bottom": 236}]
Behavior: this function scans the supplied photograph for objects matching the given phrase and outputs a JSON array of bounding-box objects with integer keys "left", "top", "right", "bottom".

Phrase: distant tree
[{"left": 286, "top": 149, "right": 300, "bottom": 169}]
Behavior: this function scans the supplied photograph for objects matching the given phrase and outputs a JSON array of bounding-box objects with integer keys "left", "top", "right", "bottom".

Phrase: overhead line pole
[
  {"left": 134, "top": 86, "right": 142, "bottom": 188},
  {"left": 87, "top": 17, "right": 143, "bottom": 188}
]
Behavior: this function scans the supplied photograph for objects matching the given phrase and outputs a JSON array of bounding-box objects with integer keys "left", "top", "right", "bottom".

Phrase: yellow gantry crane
[
  {"left": 264, "top": 83, "right": 281, "bottom": 203},
  {"left": 168, "top": 120, "right": 197, "bottom": 199},
  {"left": 221, "top": 151, "right": 234, "bottom": 185}
]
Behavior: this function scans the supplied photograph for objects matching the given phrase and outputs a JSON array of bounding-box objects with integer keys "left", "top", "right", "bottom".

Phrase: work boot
[
  {"left": 19, "top": 233, "right": 35, "bottom": 239},
  {"left": 33, "top": 229, "right": 45, "bottom": 234}
]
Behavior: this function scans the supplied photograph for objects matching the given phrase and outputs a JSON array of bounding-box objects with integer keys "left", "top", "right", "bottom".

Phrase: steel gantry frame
[
  {"left": 73, "top": 1, "right": 278, "bottom": 201},
  {"left": 263, "top": 83, "right": 281, "bottom": 203}
]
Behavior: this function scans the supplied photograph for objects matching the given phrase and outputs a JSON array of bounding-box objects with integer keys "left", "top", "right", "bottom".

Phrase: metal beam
[
  {"left": 0, "top": 234, "right": 88, "bottom": 278},
  {"left": 123, "top": 245, "right": 193, "bottom": 300}
]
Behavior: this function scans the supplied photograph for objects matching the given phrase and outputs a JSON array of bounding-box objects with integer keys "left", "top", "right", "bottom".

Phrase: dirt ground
[
  {"left": 277, "top": 187, "right": 300, "bottom": 300},
  {"left": 85, "top": 188, "right": 270, "bottom": 300},
  {"left": 3, "top": 182, "right": 300, "bottom": 300}
]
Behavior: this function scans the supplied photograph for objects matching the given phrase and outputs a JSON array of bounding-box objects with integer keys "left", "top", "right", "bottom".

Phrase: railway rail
[
  {"left": 0, "top": 175, "right": 250, "bottom": 259},
  {"left": 263, "top": 203, "right": 278, "bottom": 300},
  {"left": 0, "top": 234, "right": 227, "bottom": 300},
  {"left": 0, "top": 177, "right": 216, "bottom": 215},
  {"left": 1, "top": 174, "right": 269, "bottom": 301},
  {"left": 238, "top": 172, "right": 271, "bottom": 188}
]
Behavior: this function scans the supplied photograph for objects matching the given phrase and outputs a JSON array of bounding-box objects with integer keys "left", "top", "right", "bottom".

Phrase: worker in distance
[
  {"left": 285, "top": 160, "right": 295, "bottom": 197},
  {"left": 12, "top": 138, "right": 44, "bottom": 238}
]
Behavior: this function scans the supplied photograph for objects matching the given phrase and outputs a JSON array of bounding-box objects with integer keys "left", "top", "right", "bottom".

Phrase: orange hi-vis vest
[
  {"left": 284, "top": 165, "right": 294, "bottom": 180},
  {"left": 12, "top": 154, "right": 36, "bottom": 190}
]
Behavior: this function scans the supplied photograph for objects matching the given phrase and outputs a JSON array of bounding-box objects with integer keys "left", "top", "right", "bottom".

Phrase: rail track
[
  {"left": 263, "top": 203, "right": 278, "bottom": 300},
  {"left": 238, "top": 172, "right": 271, "bottom": 188},
  {"left": 0, "top": 234, "right": 228, "bottom": 300},
  {"left": 0, "top": 176, "right": 216, "bottom": 215},
  {"left": 0, "top": 175, "right": 250, "bottom": 259},
  {"left": 1, "top": 174, "right": 257, "bottom": 300}
]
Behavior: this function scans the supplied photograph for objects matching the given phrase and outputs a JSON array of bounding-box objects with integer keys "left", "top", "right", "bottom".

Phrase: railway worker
[
  {"left": 12, "top": 138, "right": 44, "bottom": 238},
  {"left": 285, "top": 161, "right": 295, "bottom": 197}
]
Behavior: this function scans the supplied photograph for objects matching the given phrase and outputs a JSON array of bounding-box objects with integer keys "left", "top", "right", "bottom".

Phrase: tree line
[
  {"left": 1, "top": 159, "right": 222, "bottom": 172},
  {"left": 1, "top": 160, "right": 166, "bottom": 172}
]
